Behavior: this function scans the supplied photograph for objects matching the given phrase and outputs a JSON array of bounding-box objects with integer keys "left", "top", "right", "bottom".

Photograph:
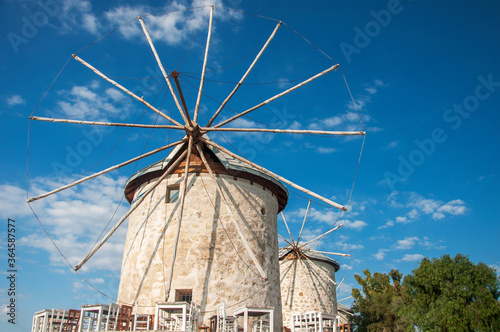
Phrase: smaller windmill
[{"left": 278, "top": 200, "right": 350, "bottom": 329}]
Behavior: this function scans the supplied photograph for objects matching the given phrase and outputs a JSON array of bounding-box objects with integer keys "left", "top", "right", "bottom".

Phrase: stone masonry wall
[
  {"left": 280, "top": 258, "right": 337, "bottom": 329},
  {"left": 117, "top": 173, "right": 283, "bottom": 331}
]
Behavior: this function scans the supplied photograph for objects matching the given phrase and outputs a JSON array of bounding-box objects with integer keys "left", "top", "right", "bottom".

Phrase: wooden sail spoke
[
  {"left": 164, "top": 136, "right": 193, "bottom": 301},
  {"left": 74, "top": 149, "right": 188, "bottom": 271},
  {"left": 195, "top": 143, "right": 268, "bottom": 280},
  {"left": 27, "top": 140, "right": 186, "bottom": 203},
  {"left": 72, "top": 54, "right": 183, "bottom": 127},
  {"left": 278, "top": 233, "right": 293, "bottom": 247},
  {"left": 284, "top": 257, "right": 296, "bottom": 306},
  {"left": 302, "top": 254, "right": 337, "bottom": 286},
  {"left": 29, "top": 116, "right": 185, "bottom": 130},
  {"left": 200, "top": 127, "right": 365, "bottom": 136},
  {"left": 296, "top": 199, "right": 311, "bottom": 245},
  {"left": 193, "top": 5, "right": 214, "bottom": 123},
  {"left": 337, "top": 277, "right": 345, "bottom": 291},
  {"left": 280, "top": 212, "right": 295, "bottom": 246},
  {"left": 138, "top": 16, "right": 189, "bottom": 126},
  {"left": 213, "top": 64, "right": 339, "bottom": 129},
  {"left": 201, "top": 138, "right": 347, "bottom": 211},
  {"left": 206, "top": 21, "right": 282, "bottom": 127},
  {"left": 304, "top": 249, "right": 351, "bottom": 257},
  {"left": 298, "top": 224, "right": 343, "bottom": 249}
]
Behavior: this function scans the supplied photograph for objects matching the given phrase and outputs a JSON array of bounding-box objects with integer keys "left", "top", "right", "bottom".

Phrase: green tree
[
  {"left": 351, "top": 269, "right": 411, "bottom": 331},
  {"left": 402, "top": 254, "right": 500, "bottom": 331}
]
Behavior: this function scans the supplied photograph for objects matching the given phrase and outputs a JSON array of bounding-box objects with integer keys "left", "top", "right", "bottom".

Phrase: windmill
[
  {"left": 26, "top": 5, "right": 365, "bottom": 331},
  {"left": 278, "top": 201, "right": 351, "bottom": 329}
]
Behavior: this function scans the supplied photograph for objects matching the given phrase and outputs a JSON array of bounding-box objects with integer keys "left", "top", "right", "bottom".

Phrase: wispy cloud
[
  {"left": 307, "top": 79, "right": 386, "bottom": 132},
  {"left": 383, "top": 191, "right": 467, "bottom": 228},
  {"left": 394, "top": 236, "right": 419, "bottom": 250},
  {"left": 104, "top": 0, "right": 242, "bottom": 44},
  {"left": 6, "top": 94, "right": 26, "bottom": 106},
  {"left": 399, "top": 253, "right": 424, "bottom": 262},
  {"left": 3, "top": 174, "right": 129, "bottom": 272},
  {"left": 50, "top": 82, "right": 133, "bottom": 121}
]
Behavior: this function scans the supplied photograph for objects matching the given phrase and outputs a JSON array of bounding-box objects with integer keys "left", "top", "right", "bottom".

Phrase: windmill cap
[
  {"left": 124, "top": 137, "right": 289, "bottom": 212},
  {"left": 278, "top": 246, "right": 340, "bottom": 272}
]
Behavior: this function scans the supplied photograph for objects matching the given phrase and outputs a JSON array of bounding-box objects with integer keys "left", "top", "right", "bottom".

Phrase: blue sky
[{"left": 1, "top": 0, "right": 499, "bottom": 331}]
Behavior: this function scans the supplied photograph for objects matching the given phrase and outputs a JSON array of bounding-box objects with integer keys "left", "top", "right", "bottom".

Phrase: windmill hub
[{"left": 185, "top": 124, "right": 202, "bottom": 142}]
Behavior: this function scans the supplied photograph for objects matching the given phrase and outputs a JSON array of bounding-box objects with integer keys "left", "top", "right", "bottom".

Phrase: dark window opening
[
  {"left": 175, "top": 289, "right": 192, "bottom": 303},
  {"left": 167, "top": 185, "right": 180, "bottom": 203}
]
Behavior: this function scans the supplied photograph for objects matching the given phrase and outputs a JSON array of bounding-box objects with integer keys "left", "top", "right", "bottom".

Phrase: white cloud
[
  {"left": 388, "top": 192, "right": 467, "bottom": 222},
  {"left": 395, "top": 216, "right": 409, "bottom": 224},
  {"left": 378, "top": 220, "right": 394, "bottom": 229},
  {"left": 341, "top": 219, "right": 367, "bottom": 230},
  {"left": 7, "top": 174, "right": 129, "bottom": 272},
  {"left": 53, "top": 83, "right": 133, "bottom": 121},
  {"left": 373, "top": 249, "right": 388, "bottom": 260},
  {"left": 394, "top": 236, "right": 419, "bottom": 250},
  {"left": 316, "top": 146, "right": 337, "bottom": 154},
  {"left": 6, "top": 94, "right": 25, "bottom": 106},
  {"left": 400, "top": 254, "right": 424, "bottom": 262},
  {"left": 419, "top": 237, "right": 446, "bottom": 250},
  {"left": 0, "top": 184, "right": 33, "bottom": 219},
  {"left": 384, "top": 141, "right": 398, "bottom": 150},
  {"left": 104, "top": 0, "right": 242, "bottom": 45}
]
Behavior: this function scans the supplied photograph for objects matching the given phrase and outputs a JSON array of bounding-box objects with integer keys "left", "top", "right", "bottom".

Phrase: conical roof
[
  {"left": 279, "top": 245, "right": 340, "bottom": 271},
  {"left": 124, "top": 137, "right": 289, "bottom": 211}
]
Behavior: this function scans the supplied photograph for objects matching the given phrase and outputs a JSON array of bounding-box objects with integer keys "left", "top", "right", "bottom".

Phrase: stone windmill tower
[
  {"left": 27, "top": 5, "right": 365, "bottom": 332},
  {"left": 277, "top": 202, "right": 349, "bottom": 329},
  {"left": 116, "top": 140, "right": 288, "bottom": 329},
  {"left": 279, "top": 247, "right": 340, "bottom": 328}
]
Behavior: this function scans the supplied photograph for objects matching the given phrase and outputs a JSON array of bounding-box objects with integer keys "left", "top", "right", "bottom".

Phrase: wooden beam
[
  {"left": 193, "top": 5, "right": 214, "bottom": 123},
  {"left": 296, "top": 199, "right": 311, "bottom": 245},
  {"left": 299, "top": 224, "right": 343, "bottom": 249},
  {"left": 29, "top": 116, "right": 185, "bottom": 130},
  {"left": 213, "top": 64, "right": 339, "bottom": 129},
  {"left": 201, "top": 138, "right": 347, "bottom": 211},
  {"left": 72, "top": 54, "right": 183, "bottom": 127},
  {"left": 27, "top": 140, "right": 186, "bottom": 203},
  {"left": 138, "top": 16, "right": 188, "bottom": 126},
  {"left": 200, "top": 127, "right": 365, "bottom": 136},
  {"left": 206, "top": 21, "right": 282, "bottom": 127},
  {"left": 164, "top": 136, "right": 193, "bottom": 301}
]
